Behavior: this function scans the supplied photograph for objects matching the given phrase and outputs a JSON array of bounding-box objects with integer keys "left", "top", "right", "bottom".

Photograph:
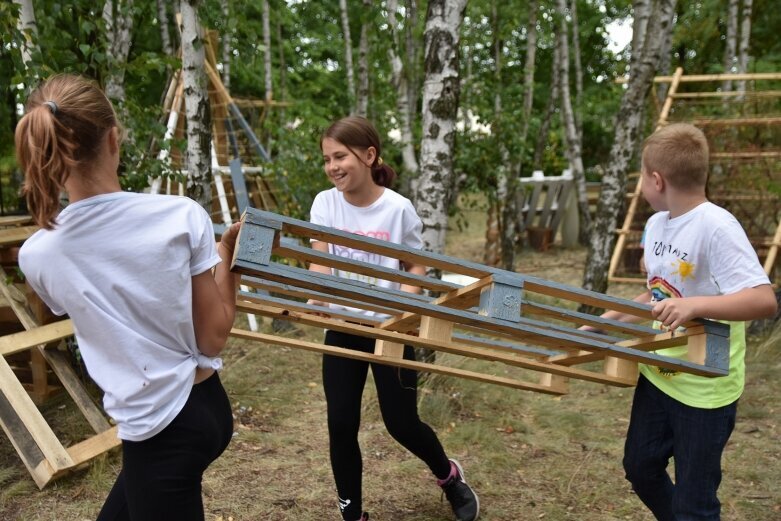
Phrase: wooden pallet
[{"left": 229, "top": 209, "right": 731, "bottom": 395}]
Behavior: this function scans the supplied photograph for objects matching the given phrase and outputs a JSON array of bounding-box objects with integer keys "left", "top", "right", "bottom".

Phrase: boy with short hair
[{"left": 602, "top": 123, "right": 777, "bottom": 520}]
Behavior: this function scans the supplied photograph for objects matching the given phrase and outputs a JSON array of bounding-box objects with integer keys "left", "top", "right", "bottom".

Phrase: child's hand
[
  {"left": 307, "top": 298, "right": 331, "bottom": 318},
  {"left": 219, "top": 222, "right": 242, "bottom": 254},
  {"left": 651, "top": 298, "right": 699, "bottom": 331}
]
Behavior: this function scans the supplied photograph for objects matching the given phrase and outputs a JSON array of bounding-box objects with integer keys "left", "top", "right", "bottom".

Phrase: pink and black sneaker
[{"left": 438, "top": 459, "right": 480, "bottom": 521}]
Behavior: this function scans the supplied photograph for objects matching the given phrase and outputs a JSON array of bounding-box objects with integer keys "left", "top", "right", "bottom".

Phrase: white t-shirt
[
  {"left": 309, "top": 187, "right": 422, "bottom": 317},
  {"left": 641, "top": 201, "right": 770, "bottom": 408},
  {"left": 19, "top": 192, "right": 221, "bottom": 441}
]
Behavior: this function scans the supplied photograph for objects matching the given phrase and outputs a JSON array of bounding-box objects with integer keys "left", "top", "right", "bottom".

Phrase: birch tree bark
[
  {"left": 14, "top": 0, "right": 38, "bottom": 72},
  {"left": 405, "top": 0, "right": 421, "bottom": 128},
  {"left": 655, "top": 25, "right": 673, "bottom": 105},
  {"left": 555, "top": 0, "right": 590, "bottom": 245},
  {"left": 103, "top": 0, "right": 135, "bottom": 104},
  {"left": 723, "top": 0, "right": 739, "bottom": 91},
  {"left": 221, "top": 0, "right": 231, "bottom": 90},
  {"left": 355, "top": 0, "right": 371, "bottom": 117},
  {"left": 582, "top": 0, "right": 677, "bottom": 300},
  {"left": 180, "top": 0, "right": 212, "bottom": 210},
  {"left": 569, "top": 0, "right": 583, "bottom": 140},
  {"left": 492, "top": 1, "right": 514, "bottom": 269},
  {"left": 388, "top": 0, "right": 419, "bottom": 177},
  {"left": 414, "top": 0, "right": 467, "bottom": 257},
  {"left": 532, "top": 44, "right": 560, "bottom": 171},
  {"left": 736, "top": 0, "right": 753, "bottom": 93},
  {"left": 263, "top": 0, "right": 272, "bottom": 100},
  {"left": 339, "top": 0, "right": 356, "bottom": 112},
  {"left": 156, "top": 0, "right": 172, "bottom": 56}
]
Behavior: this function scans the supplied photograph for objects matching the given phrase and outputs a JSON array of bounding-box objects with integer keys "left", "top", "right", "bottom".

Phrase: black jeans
[
  {"left": 323, "top": 330, "right": 451, "bottom": 520},
  {"left": 97, "top": 372, "right": 233, "bottom": 521},
  {"left": 623, "top": 375, "right": 737, "bottom": 521}
]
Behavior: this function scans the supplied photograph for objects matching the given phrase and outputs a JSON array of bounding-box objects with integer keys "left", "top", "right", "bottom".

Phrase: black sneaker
[{"left": 439, "top": 459, "right": 480, "bottom": 521}]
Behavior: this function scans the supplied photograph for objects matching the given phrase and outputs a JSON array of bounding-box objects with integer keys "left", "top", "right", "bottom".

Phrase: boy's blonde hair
[{"left": 642, "top": 123, "right": 709, "bottom": 191}]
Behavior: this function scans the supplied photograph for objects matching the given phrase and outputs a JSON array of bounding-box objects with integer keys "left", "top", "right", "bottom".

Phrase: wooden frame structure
[
  {"left": 609, "top": 69, "right": 781, "bottom": 284},
  {"left": 230, "top": 208, "right": 731, "bottom": 395}
]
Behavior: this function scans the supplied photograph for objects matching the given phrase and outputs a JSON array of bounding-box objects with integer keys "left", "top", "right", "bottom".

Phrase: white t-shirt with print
[
  {"left": 641, "top": 201, "right": 770, "bottom": 408},
  {"left": 309, "top": 187, "right": 423, "bottom": 317},
  {"left": 19, "top": 192, "right": 221, "bottom": 441}
]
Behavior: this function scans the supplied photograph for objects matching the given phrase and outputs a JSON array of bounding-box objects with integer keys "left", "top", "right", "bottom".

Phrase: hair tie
[
  {"left": 377, "top": 157, "right": 384, "bottom": 166},
  {"left": 43, "top": 101, "right": 58, "bottom": 114}
]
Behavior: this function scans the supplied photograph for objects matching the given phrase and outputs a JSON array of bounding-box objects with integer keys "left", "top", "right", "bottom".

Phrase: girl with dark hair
[
  {"left": 15, "top": 74, "right": 239, "bottom": 521},
  {"left": 308, "top": 116, "right": 479, "bottom": 521}
]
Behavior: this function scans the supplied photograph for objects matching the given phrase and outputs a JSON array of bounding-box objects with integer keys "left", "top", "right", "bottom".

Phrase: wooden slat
[
  {"left": 0, "top": 320, "right": 74, "bottom": 357},
  {"left": 0, "top": 226, "right": 39, "bottom": 246},
  {"left": 0, "top": 356, "right": 73, "bottom": 472},
  {"left": 231, "top": 327, "right": 567, "bottom": 395}
]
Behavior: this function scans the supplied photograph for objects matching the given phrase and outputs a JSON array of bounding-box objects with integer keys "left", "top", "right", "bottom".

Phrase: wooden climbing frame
[
  {"left": 609, "top": 69, "right": 781, "bottom": 284},
  {"left": 230, "top": 208, "right": 731, "bottom": 395}
]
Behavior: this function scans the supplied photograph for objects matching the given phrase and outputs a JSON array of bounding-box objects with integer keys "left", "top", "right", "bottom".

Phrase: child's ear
[
  {"left": 651, "top": 171, "right": 664, "bottom": 191},
  {"left": 365, "top": 146, "right": 377, "bottom": 165},
  {"left": 108, "top": 127, "right": 120, "bottom": 156}
]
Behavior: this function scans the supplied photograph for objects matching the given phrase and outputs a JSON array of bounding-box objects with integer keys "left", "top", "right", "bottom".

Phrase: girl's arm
[
  {"left": 399, "top": 260, "right": 425, "bottom": 294},
  {"left": 308, "top": 241, "right": 332, "bottom": 307},
  {"left": 192, "top": 222, "right": 241, "bottom": 357}
]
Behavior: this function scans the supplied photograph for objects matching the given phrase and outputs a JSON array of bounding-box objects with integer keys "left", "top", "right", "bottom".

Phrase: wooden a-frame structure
[
  {"left": 609, "top": 69, "right": 781, "bottom": 284},
  {"left": 229, "top": 208, "right": 731, "bottom": 395}
]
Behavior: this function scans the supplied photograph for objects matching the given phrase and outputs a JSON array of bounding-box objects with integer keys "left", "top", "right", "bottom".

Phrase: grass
[{"left": 1, "top": 200, "right": 780, "bottom": 520}]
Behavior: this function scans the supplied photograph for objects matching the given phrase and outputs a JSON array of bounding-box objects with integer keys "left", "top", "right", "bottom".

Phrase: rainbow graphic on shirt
[{"left": 648, "top": 276, "right": 682, "bottom": 302}]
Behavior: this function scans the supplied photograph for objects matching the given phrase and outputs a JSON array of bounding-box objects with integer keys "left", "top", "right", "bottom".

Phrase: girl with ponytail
[
  {"left": 308, "top": 116, "right": 480, "bottom": 521},
  {"left": 15, "top": 74, "right": 240, "bottom": 521}
]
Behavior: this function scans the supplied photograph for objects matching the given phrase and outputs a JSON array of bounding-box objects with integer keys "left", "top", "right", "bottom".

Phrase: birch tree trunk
[
  {"left": 414, "top": 0, "right": 467, "bottom": 257},
  {"left": 581, "top": 0, "right": 677, "bottom": 300},
  {"left": 14, "top": 0, "right": 38, "bottom": 72},
  {"left": 569, "top": 0, "right": 583, "bottom": 140},
  {"left": 276, "top": 19, "right": 287, "bottom": 117},
  {"left": 221, "top": 0, "right": 231, "bottom": 90},
  {"left": 532, "top": 44, "right": 560, "bottom": 171},
  {"left": 723, "top": 0, "right": 739, "bottom": 91},
  {"left": 180, "top": 0, "right": 212, "bottom": 210},
  {"left": 736, "top": 0, "right": 753, "bottom": 93},
  {"left": 103, "top": 0, "right": 135, "bottom": 104},
  {"left": 520, "top": 0, "right": 538, "bottom": 158},
  {"left": 492, "top": 1, "right": 514, "bottom": 269},
  {"left": 263, "top": 0, "right": 272, "bottom": 100},
  {"left": 555, "top": 0, "right": 590, "bottom": 245},
  {"left": 338, "top": 0, "right": 356, "bottom": 112},
  {"left": 406, "top": 0, "right": 420, "bottom": 128},
  {"left": 355, "top": 0, "right": 371, "bottom": 117},
  {"left": 156, "top": 0, "right": 172, "bottom": 56},
  {"left": 630, "top": 0, "right": 651, "bottom": 73},
  {"left": 656, "top": 25, "right": 673, "bottom": 104},
  {"left": 388, "top": 0, "right": 419, "bottom": 176}
]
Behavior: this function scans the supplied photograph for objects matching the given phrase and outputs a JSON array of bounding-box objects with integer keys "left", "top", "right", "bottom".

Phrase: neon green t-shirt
[{"left": 639, "top": 321, "right": 745, "bottom": 408}]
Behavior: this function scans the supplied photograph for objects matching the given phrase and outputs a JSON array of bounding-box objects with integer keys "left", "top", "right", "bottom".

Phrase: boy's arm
[
  {"left": 652, "top": 284, "right": 777, "bottom": 331},
  {"left": 580, "top": 290, "right": 652, "bottom": 332},
  {"left": 600, "top": 290, "right": 653, "bottom": 324}
]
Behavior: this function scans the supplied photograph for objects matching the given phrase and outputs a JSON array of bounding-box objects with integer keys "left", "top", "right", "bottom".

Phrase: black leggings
[
  {"left": 323, "top": 330, "right": 451, "bottom": 520},
  {"left": 97, "top": 372, "right": 233, "bottom": 521}
]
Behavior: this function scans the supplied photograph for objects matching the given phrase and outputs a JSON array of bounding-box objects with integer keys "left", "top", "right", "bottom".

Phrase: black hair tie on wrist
[{"left": 43, "top": 101, "right": 58, "bottom": 114}]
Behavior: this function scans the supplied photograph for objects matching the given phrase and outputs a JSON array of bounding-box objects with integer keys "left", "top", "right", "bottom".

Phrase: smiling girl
[{"left": 308, "top": 116, "right": 479, "bottom": 521}]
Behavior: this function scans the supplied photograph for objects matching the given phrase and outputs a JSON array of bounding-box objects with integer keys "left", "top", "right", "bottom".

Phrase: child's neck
[
  {"left": 343, "top": 183, "right": 385, "bottom": 207},
  {"left": 666, "top": 190, "right": 708, "bottom": 219}
]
